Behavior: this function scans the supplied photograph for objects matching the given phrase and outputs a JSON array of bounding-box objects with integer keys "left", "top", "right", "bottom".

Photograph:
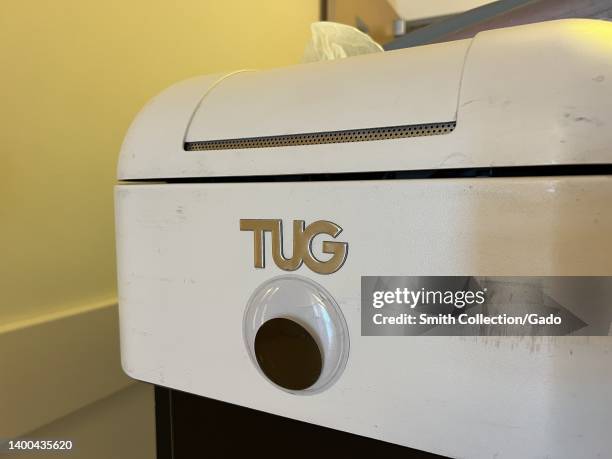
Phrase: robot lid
[{"left": 118, "top": 19, "right": 612, "bottom": 180}]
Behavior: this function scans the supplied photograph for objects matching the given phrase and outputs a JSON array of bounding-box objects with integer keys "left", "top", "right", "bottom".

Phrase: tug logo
[{"left": 240, "top": 219, "right": 348, "bottom": 274}]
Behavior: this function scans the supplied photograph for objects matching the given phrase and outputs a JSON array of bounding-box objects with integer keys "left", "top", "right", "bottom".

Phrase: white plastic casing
[{"left": 115, "top": 19, "right": 612, "bottom": 458}]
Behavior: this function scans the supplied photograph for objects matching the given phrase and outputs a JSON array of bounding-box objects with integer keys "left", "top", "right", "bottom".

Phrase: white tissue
[{"left": 302, "top": 21, "right": 384, "bottom": 63}]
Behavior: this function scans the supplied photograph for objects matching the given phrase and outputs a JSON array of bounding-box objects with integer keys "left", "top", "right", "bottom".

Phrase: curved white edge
[
  {"left": 117, "top": 19, "right": 612, "bottom": 180},
  {"left": 117, "top": 73, "right": 230, "bottom": 181}
]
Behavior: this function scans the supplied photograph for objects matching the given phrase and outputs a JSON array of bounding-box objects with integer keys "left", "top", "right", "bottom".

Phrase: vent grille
[{"left": 184, "top": 121, "right": 456, "bottom": 151}]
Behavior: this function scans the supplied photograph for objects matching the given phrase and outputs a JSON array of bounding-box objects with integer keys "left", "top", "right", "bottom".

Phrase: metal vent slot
[{"left": 184, "top": 121, "right": 456, "bottom": 151}]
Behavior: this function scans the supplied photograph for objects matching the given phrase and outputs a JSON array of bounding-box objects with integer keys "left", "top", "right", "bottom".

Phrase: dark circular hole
[{"left": 254, "top": 318, "right": 322, "bottom": 391}]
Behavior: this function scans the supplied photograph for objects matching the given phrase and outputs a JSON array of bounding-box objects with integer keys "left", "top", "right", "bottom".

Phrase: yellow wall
[
  {"left": 0, "top": 1, "right": 319, "bottom": 452},
  {"left": 0, "top": 0, "right": 319, "bottom": 323}
]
